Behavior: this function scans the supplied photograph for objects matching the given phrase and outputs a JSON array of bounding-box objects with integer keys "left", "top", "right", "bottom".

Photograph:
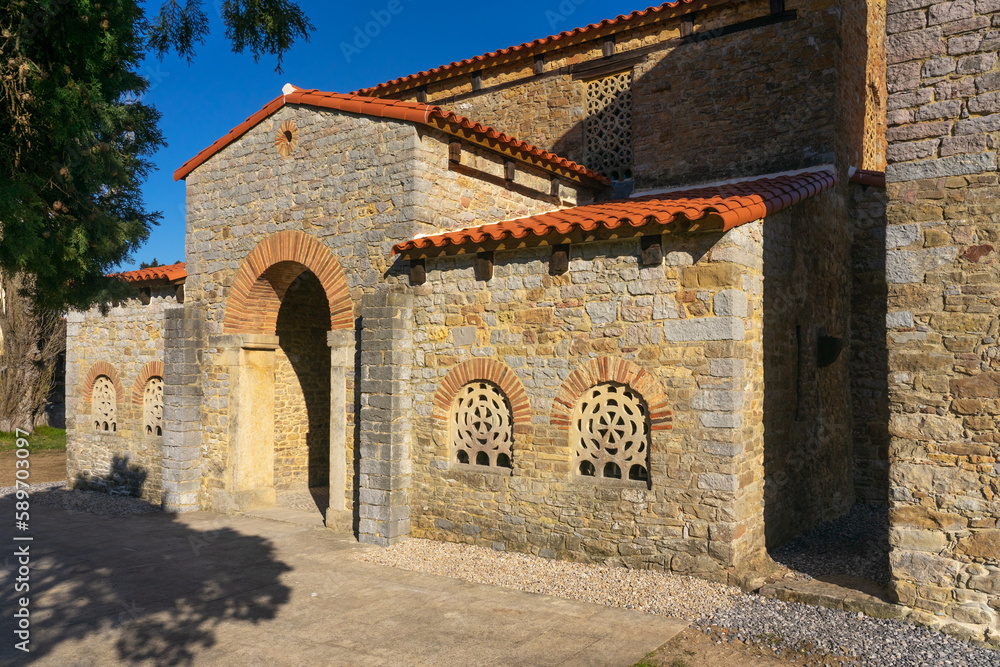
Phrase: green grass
[{"left": 0, "top": 426, "right": 66, "bottom": 452}]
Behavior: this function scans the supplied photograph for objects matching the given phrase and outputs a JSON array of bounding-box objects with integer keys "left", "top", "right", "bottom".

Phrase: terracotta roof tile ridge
[
  {"left": 392, "top": 169, "right": 838, "bottom": 255},
  {"left": 116, "top": 262, "right": 187, "bottom": 284},
  {"left": 354, "top": 0, "right": 706, "bottom": 95},
  {"left": 174, "top": 85, "right": 608, "bottom": 183}
]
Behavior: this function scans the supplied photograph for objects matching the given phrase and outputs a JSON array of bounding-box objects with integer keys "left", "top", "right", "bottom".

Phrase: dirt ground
[
  {"left": 640, "top": 627, "right": 852, "bottom": 667},
  {"left": 0, "top": 449, "right": 66, "bottom": 487}
]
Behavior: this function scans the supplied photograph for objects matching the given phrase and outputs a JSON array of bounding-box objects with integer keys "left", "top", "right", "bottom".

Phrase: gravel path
[
  {"left": 358, "top": 537, "right": 743, "bottom": 620},
  {"left": 357, "top": 538, "right": 1000, "bottom": 667},
  {"left": 0, "top": 480, "right": 158, "bottom": 517}
]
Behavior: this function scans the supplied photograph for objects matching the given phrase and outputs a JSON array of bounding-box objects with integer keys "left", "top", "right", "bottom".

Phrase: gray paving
[{"left": 1, "top": 497, "right": 686, "bottom": 666}]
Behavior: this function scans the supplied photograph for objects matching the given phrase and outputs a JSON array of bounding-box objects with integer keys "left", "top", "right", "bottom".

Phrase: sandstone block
[
  {"left": 681, "top": 264, "right": 742, "bottom": 289},
  {"left": 956, "top": 531, "right": 1000, "bottom": 559},
  {"left": 662, "top": 317, "right": 744, "bottom": 342}
]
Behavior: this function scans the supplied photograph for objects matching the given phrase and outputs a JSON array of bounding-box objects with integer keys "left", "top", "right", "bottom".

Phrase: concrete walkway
[{"left": 1, "top": 496, "right": 687, "bottom": 666}]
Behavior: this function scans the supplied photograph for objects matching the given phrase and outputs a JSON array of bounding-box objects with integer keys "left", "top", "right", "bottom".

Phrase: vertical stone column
[
  {"left": 326, "top": 328, "right": 354, "bottom": 530},
  {"left": 162, "top": 305, "right": 204, "bottom": 512},
  {"left": 358, "top": 291, "right": 413, "bottom": 546}
]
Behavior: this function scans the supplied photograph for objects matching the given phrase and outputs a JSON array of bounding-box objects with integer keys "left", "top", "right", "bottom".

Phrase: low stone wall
[{"left": 66, "top": 292, "right": 175, "bottom": 503}]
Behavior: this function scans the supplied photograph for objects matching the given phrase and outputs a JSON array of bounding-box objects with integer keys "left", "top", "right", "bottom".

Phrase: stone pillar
[
  {"left": 209, "top": 333, "right": 279, "bottom": 512},
  {"left": 326, "top": 328, "right": 354, "bottom": 531},
  {"left": 357, "top": 291, "right": 413, "bottom": 546},
  {"left": 162, "top": 305, "right": 204, "bottom": 512}
]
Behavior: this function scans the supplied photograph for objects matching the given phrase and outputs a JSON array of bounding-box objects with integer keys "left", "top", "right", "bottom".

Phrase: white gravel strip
[
  {"left": 357, "top": 537, "right": 1000, "bottom": 667},
  {"left": 355, "top": 537, "right": 743, "bottom": 621},
  {"left": 0, "top": 481, "right": 158, "bottom": 517}
]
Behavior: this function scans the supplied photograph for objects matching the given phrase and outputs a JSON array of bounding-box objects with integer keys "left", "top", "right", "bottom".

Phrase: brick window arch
[
  {"left": 131, "top": 360, "right": 165, "bottom": 437},
  {"left": 223, "top": 229, "right": 353, "bottom": 335},
  {"left": 81, "top": 361, "right": 124, "bottom": 434},
  {"left": 91, "top": 376, "right": 117, "bottom": 432},
  {"left": 551, "top": 357, "right": 671, "bottom": 481},
  {"left": 433, "top": 359, "right": 531, "bottom": 469}
]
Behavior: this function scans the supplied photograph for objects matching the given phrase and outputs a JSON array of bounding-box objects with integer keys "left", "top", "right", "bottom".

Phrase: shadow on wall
[
  {"left": 0, "top": 462, "right": 292, "bottom": 665},
  {"left": 546, "top": 11, "right": 838, "bottom": 191},
  {"left": 73, "top": 454, "right": 148, "bottom": 497}
]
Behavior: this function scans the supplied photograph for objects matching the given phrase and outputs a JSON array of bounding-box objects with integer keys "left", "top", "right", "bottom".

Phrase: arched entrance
[
  {"left": 216, "top": 230, "right": 354, "bottom": 527},
  {"left": 274, "top": 269, "right": 331, "bottom": 513}
]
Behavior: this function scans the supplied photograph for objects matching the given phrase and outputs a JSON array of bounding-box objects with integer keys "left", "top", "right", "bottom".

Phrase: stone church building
[{"left": 65, "top": 0, "right": 1000, "bottom": 644}]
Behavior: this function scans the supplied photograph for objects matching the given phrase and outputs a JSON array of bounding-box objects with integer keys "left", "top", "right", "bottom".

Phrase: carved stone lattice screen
[
  {"left": 92, "top": 376, "right": 117, "bottom": 432},
  {"left": 584, "top": 71, "right": 633, "bottom": 181},
  {"left": 451, "top": 381, "right": 513, "bottom": 468},
  {"left": 573, "top": 383, "right": 649, "bottom": 481},
  {"left": 143, "top": 377, "right": 164, "bottom": 436}
]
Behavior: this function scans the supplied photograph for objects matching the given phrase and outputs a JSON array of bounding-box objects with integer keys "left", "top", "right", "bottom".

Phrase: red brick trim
[
  {"left": 551, "top": 357, "right": 672, "bottom": 431},
  {"left": 81, "top": 361, "right": 125, "bottom": 406},
  {"left": 131, "top": 361, "right": 164, "bottom": 405},
  {"left": 433, "top": 359, "right": 531, "bottom": 434},
  {"left": 223, "top": 229, "right": 353, "bottom": 334}
]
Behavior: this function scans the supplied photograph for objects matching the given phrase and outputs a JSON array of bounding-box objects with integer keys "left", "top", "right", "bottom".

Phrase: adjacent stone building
[{"left": 64, "top": 0, "right": 999, "bottom": 645}]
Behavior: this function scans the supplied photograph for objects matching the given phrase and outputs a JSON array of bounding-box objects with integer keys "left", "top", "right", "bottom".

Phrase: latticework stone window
[
  {"left": 143, "top": 377, "right": 164, "bottom": 437},
  {"left": 91, "top": 375, "right": 117, "bottom": 433},
  {"left": 584, "top": 71, "right": 633, "bottom": 182},
  {"left": 451, "top": 381, "right": 513, "bottom": 469},
  {"left": 573, "top": 383, "right": 649, "bottom": 481}
]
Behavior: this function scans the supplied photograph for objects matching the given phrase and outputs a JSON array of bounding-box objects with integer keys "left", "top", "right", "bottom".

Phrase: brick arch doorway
[{"left": 218, "top": 231, "right": 354, "bottom": 530}]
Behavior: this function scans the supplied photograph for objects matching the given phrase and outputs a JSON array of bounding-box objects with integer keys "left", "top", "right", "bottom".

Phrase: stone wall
[
  {"left": 385, "top": 0, "right": 844, "bottom": 190},
  {"left": 406, "top": 224, "right": 769, "bottom": 584},
  {"left": 885, "top": 0, "right": 1000, "bottom": 644},
  {"left": 182, "top": 104, "right": 581, "bottom": 508},
  {"left": 66, "top": 290, "right": 176, "bottom": 503}
]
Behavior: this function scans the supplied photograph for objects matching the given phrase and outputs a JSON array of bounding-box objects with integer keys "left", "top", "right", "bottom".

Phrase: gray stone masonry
[
  {"left": 161, "top": 305, "right": 205, "bottom": 512},
  {"left": 358, "top": 290, "right": 413, "bottom": 546}
]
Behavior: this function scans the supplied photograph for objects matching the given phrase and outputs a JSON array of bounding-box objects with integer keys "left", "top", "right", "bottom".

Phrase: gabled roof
[
  {"left": 117, "top": 262, "right": 187, "bottom": 284},
  {"left": 173, "top": 87, "right": 608, "bottom": 185},
  {"left": 393, "top": 168, "right": 837, "bottom": 255},
  {"left": 355, "top": 0, "right": 723, "bottom": 96}
]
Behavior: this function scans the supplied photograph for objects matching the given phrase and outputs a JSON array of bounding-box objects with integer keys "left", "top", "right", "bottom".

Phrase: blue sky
[{"left": 129, "top": 0, "right": 644, "bottom": 270}]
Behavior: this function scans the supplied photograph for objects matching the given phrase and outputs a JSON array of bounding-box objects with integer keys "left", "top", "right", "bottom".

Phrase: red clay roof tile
[
  {"left": 116, "top": 262, "right": 187, "bottom": 284},
  {"left": 173, "top": 88, "right": 607, "bottom": 184},
  {"left": 393, "top": 169, "right": 837, "bottom": 255},
  {"left": 848, "top": 168, "right": 886, "bottom": 187},
  {"left": 355, "top": 0, "right": 721, "bottom": 96}
]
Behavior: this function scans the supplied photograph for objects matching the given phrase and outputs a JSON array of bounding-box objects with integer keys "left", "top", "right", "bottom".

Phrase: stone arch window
[
  {"left": 451, "top": 381, "right": 514, "bottom": 469},
  {"left": 143, "top": 376, "right": 164, "bottom": 437},
  {"left": 572, "top": 382, "right": 649, "bottom": 482},
  {"left": 91, "top": 375, "right": 117, "bottom": 433},
  {"left": 584, "top": 71, "right": 633, "bottom": 182}
]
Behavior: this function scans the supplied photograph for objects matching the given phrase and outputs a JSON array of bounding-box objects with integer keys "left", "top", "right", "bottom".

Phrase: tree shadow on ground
[{"left": 0, "top": 459, "right": 292, "bottom": 666}]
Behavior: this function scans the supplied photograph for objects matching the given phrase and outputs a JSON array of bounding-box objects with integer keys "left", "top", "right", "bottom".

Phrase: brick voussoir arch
[
  {"left": 131, "top": 360, "right": 165, "bottom": 405},
  {"left": 223, "top": 229, "right": 353, "bottom": 334},
  {"left": 433, "top": 359, "right": 531, "bottom": 433},
  {"left": 551, "top": 357, "right": 672, "bottom": 431},
  {"left": 81, "top": 361, "right": 125, "bottom": 405}
]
